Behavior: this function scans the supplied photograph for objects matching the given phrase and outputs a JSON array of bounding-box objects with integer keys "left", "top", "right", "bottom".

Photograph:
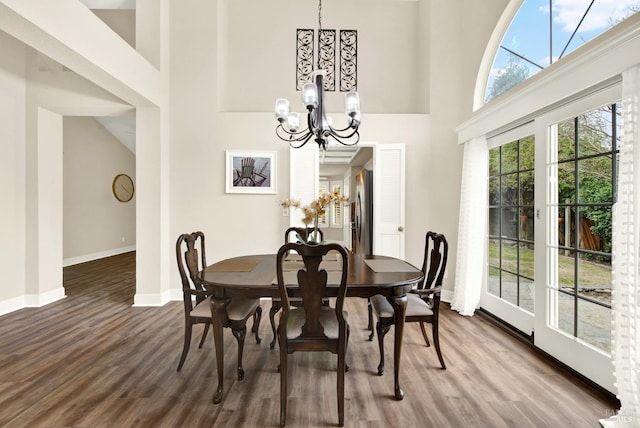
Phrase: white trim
[
  {"left": 486, "top": 121, "right": 535, "bottom": 149},
  {"left": 25, "top": 286, "right": 66, "bottom": 307},
  {"left": 0, "top": 286, "right": 67, "bottom": 317},
  {"left": 0, "top": 295, "right": 28, "bottom": 316},
  {"left": 63, "top": 245, "right": 136, "bottom": 267},
  {"left": 441, "top": 288, "right": 454, "bottom": 304},
  {"left": 133, "top": 288, "right": 174, "bottom": 307}
]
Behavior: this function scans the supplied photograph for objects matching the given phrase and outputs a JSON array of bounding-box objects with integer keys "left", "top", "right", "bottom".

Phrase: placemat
[
  {"left": 205, "top": 258, "right": 261, "bottom": 272},
  {"left": 364, "top": 259, "right": 419, "bottom": 273}
]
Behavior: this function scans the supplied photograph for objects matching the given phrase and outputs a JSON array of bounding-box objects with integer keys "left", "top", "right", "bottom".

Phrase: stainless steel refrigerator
[{"left": 353, "top": 169, "right": 373, "bottom": 254}]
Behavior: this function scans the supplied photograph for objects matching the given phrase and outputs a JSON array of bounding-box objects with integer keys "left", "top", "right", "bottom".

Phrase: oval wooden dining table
[{"left": 199, "top": 252, "right": 424, "bottom": 404}]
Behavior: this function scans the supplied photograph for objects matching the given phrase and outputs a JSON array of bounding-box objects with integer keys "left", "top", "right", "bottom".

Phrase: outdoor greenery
[
  {"left": 488, "top": 242, "right": 611, "bottom": 288},
  {"left": 489, "top": 106, "right": 618, "bottom": 254}
]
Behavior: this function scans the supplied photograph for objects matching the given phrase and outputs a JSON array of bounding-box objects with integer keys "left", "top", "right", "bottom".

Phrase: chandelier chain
[{"left": 317, "top": 0, "right": 322, "bottom": 70}]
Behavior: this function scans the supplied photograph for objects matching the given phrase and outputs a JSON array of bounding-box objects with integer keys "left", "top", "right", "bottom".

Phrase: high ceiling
[{"left": 79, "top": 0, "right": 134, "bottom": 9}]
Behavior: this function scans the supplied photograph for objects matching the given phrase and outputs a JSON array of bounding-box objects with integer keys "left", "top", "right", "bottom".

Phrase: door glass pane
[
  {"left": 520, "top": 207, "right": 534, "bottom": 242},
  {"left": 489, "top": 177, "right": 500, "bottom": 205},
  {"left": 520, "top": 276, "right": 534, "bottom": 313},
  {"left": 558, "top": 119, "right": 575, "bottom": 161},
  {"left": 577, "top": 254, "right": 611, "bottom": 305},
  {"left": 502, "top": 271, "right": 518, "bottom": 306},
  {"left": 520, "top": 171, "right": 534, "bottom": 205},
  {"left": 488, "top": 266, "right": 500, "bottom": 296},
  {"left": 558, "top": 161, "right": 575, "bottom": 204},
  {"left": 489, "top": 208, "right": 500, "bottom": 236},
  {"left": 489, "top": 149, "right": 500, "bottom": 176},
  {"left": 578, "top": 158, "right": 612, "bottom": 204},
  {"left": 556, "top": 290, "right": 575, "bottom": 336},
  {"left": 501, "top": 208, "right": 518, "bottom": 239},
  {"left": 502, "top": 142, "right": 518, "bottom": 173},
  {"left": 519, "top": 136, "right": 535, "bottom": 170},
  {"left": 577, "top": 298, "right": 611, "bottom": 353},
  {"left": 577, "top": 107, "right": 614, "bottom": 157},
  {"left": 558, "top": 249, "right": 575, "bottom": 292},
  {"left": 488, "top": 239, "right": 500, "bottom": 268},
  {"left": 500, "top": 239, "right": 517, "bottom": 273},
  {"left": 519, "top": 241, "right": 534, "bottom": 279},
  {"left": 501, "top": 174, "right": 518, "bottom": 206}
]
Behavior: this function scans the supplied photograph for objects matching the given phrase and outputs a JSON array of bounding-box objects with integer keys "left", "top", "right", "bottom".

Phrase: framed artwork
[{"left": 225, "top": 150, "right": 276, "bottom": 194}]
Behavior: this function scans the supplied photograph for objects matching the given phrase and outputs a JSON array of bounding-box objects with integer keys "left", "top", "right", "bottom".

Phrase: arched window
[{"left": 484, "top": 0, "right": 639, "bottom": 104}]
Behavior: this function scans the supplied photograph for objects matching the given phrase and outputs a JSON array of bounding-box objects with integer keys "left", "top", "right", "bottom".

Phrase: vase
[{"left": 306, "top": 215, "right": 320, "bottom": 245}]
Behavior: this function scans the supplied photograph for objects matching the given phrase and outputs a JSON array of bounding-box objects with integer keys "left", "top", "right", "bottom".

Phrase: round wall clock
[{"left": 112, "top": 173, "right": 135, "bottom": 202}]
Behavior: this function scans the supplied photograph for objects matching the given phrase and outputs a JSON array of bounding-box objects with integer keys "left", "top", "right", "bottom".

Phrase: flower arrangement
[{"left": 281, "top": 190, "right": 349, "bottom": 244}]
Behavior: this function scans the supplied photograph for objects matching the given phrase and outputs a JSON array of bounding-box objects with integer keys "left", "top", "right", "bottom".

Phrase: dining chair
[
  {"left": 368, "top": 231, "right": 448, "bottom": 375},
  {"left": 276, "top": 242, "right": 350, "bottom": 427},
  {"left": 268, "top": 226, "right": 325, "bottom": 349},
  {"left": 175, "top": 231, "right": 262, "bottom": 379}
]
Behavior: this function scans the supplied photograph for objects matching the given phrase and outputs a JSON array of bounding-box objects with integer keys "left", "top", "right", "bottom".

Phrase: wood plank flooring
[{"left": 0, "top": 251, "right": 617, "bottom": 427}]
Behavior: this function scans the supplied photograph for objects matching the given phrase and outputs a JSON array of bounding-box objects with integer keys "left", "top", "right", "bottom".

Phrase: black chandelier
[{"left": 274, "top": 0, "right": 361, "bottom": 151}]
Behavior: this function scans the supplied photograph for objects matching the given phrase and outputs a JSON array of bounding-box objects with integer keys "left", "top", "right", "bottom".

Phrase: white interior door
[
  {"left": 289, "top": 145, "right": 319, "bottom": 228},
  {"left": 373, "top": 144, "right": 405, "bottom": 259}
]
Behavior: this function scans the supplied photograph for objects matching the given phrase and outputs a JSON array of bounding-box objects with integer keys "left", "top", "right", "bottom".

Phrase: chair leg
[
  {"left": 231, "top": 325, "right": 248, "bottom": 380},
  {"left": 367, "top": 299, "right": 374, "bottom": 341},
  {"left": 375, "top": 320, "right": 391, "bottom": 376},
  {"left": 177, "top": 318, "right": 193, "bottom": 371},
  {"left": 198, "top": 322, "right": 210, "bottom": 349},
  {"left": 252, "top": 306, "right": 262, "bottom": 344},
  {"left": 337, "top": 344, "right": 346, "bottom": 427},
  {"left": 419, "top": 321, "right": 431, "bottom": 347},
  {"left": 279, "top": 335, "right": 287, "bottom": 427},
  {"left": 269, "top": 301, "right": 282, "bottom": 349},
  {"left": 432, "top": 321, "right": 446, "bottom": 369}
]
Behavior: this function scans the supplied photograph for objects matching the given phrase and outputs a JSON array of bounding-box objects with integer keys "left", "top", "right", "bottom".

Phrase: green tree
[
  {"left": 556, "top": 105, "right": 618, "bottom": 253},
  {"left": 486, "top": 57, "right": 531, "bottom": 103}
]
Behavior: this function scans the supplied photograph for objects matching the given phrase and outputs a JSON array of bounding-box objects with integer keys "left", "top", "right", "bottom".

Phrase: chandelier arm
[
  {"left": 325, "top": 125, "right": 360, "bottom": 140},
  {"left": 275, "top": 124, "right": 313, "bottom": 143},
  {"left": 327, "top": 119, "right": 358, "bottom": 133},
  {"left": 290, "top": 132, "right": 316, "bottom": 149},
  {"left": 325, "top": 129, "right": 360, "bottom": 146}
]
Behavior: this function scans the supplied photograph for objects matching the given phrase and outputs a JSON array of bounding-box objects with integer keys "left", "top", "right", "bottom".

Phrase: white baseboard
[
  {"left": 0, "top": 295, "right": 27, "bottom": 317},
  {"left": 133, "top": 288, "right": 178, "bottom": 307},
  {"left": 63, "top": 245, "right": 136, "bottom": 267},
  {"left": 0, "top": 286, "right": 66, "bottom": 317},
  {"left": 441, "top": 289, "right": 454, "bottom": 304}
]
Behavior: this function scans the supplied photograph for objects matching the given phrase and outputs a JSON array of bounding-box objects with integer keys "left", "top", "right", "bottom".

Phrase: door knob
[{"left": 398, "top": 226, "right": 404, "bottom": 232}]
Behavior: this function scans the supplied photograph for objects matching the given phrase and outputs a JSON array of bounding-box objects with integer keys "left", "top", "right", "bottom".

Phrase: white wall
[
  {"left": 0, "top": 31, "right": 26, "bottom": 309},
  {"left": 1, "top": 0, "right": 510, "bottom": 310},
  {"left": 63, "top": 116, "right": 136, "bottom": 265},
  {"left": 219, "top": 0, "right": 421, "bottom": 114}
]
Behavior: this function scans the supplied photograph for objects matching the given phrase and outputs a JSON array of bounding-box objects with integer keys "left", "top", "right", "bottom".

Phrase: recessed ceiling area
[
  {"left": 79, "top": 0, "right": 135, "bottom": 9},
  {"left": 320, "top": 146, "right": 372, "bottom": 177}
]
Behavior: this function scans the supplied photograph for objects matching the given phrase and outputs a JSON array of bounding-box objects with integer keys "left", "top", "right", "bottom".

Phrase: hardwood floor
[{"left": 0, "top": 252, "right": 617, "bottom": 427}]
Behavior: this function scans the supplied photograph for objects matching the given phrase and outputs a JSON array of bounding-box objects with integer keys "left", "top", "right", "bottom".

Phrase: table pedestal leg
[
  {"left": 388, "top": 294, "right": 407, "bottom": 400},
  {"left": 211, "top": 296, "right": 228, "bottom": 404}
]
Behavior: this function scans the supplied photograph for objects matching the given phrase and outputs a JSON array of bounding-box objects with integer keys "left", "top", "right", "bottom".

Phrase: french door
[{"left": 482, "top": 86, "right": 620, "bottom": 393}]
